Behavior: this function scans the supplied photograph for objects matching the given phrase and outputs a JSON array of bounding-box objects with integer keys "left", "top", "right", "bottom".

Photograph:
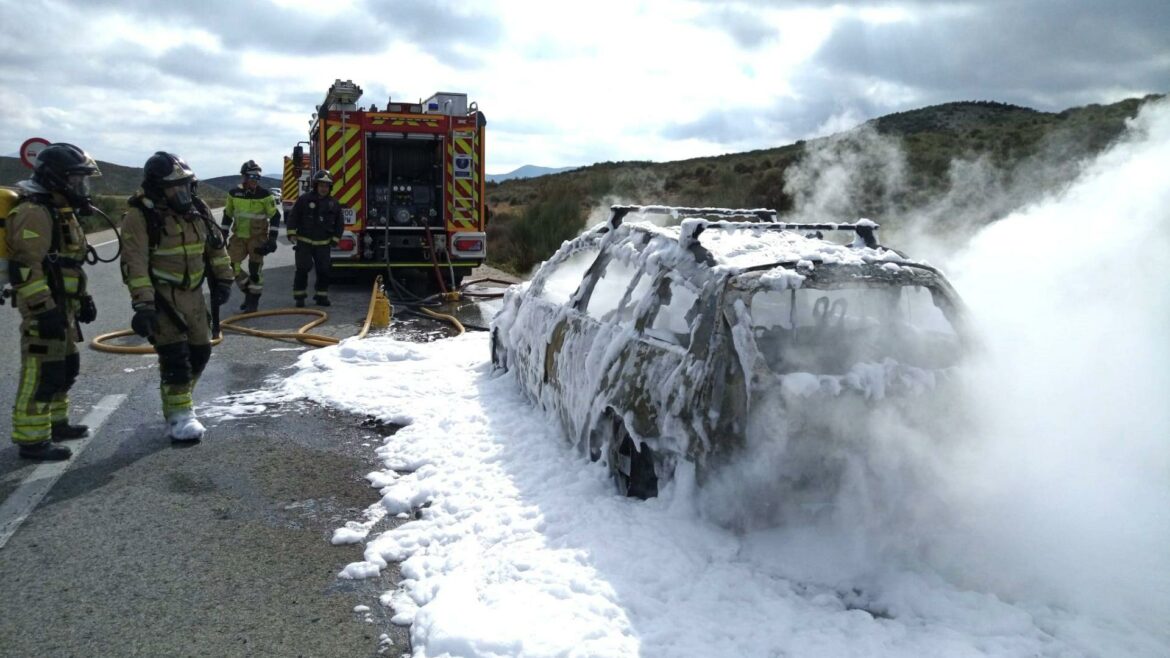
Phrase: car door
[
  {"left": 544, "top": 247, "right": 651, "bottom": 448},
  {"left": 609, "top": 272, "right": 704, "bottom": 449},
  {"left": 504, "top": 242, "right": 602, "bottom": 402}
]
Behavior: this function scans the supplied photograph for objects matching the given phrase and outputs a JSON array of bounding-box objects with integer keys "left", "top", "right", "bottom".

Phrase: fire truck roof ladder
[{"left": 323, "top": 80, "right": 363, "bottom": 111}]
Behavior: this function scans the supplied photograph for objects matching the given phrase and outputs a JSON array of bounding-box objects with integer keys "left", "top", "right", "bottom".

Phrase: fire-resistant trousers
[
  {"left": 227, "top": 233, "right": 267, "bottom": 296},
  {"left": 11, "top": 302, "right": 80, "bottom": 445},
  {"left": 292, "top": 243, "right": 332, "bottom": 301},
  {"left": 151, "top": 285, "right": 212, "bottom": 419}
]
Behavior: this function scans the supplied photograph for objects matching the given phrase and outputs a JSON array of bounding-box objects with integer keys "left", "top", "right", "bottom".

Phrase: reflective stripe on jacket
[
  {"left": 120, "top": 198, "right": 233, "bottom": 307},
  {"left": 286, "top": 191, "right": 343, "bottom": 243},
  {"left": 224, "top": 187, "right": 279, "bottom": 237},
  {"left": 5, "top": 198, "right": 88, "bottom": 314}
]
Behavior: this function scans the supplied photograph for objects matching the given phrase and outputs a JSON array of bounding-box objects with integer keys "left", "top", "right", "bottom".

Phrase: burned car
[{"left": 491, "top": 206, "right": 966, "bottom": 500}]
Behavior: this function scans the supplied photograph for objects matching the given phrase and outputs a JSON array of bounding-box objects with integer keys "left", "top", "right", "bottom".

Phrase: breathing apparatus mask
[
  {"left": 162, "top": 180, "right": 195, "bottom": 214},
  {"left": 143, "top": 151, "right": 196, "bottom": 214},
  {"left": 32, "top": 143, "right": 101, "bottom": 214}
]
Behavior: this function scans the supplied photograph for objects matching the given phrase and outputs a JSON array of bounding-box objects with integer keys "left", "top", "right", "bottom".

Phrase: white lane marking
[
  {"left": 92, "top": 238, "right": 119, "bottom": 248},
  {"left": 0, "top": 394, "right": 127, "bottom": 550}
]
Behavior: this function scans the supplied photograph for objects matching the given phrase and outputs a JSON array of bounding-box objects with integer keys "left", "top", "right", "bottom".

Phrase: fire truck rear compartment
[
  {"left": 366, "top": 137, "right": 443, "bottom": 230},
  {"left": 357, "top": 137, "right": 450, "bottom": 267}
]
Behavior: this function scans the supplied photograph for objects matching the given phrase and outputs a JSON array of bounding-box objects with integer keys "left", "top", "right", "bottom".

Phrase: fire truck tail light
[
  {"left": 337, "top": 237, "right": 356, "bottom": 251},
  {"left": 449, "top": 232, "right": 487, "bottom": 257}
]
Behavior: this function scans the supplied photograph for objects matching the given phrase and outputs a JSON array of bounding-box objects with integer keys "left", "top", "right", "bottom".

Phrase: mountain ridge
[
  {"left": 487, "top": 165, "right": 578, "bottom": 183},
  {"left": 484, "top": 93, "right": 1165, "bottom": 273}
]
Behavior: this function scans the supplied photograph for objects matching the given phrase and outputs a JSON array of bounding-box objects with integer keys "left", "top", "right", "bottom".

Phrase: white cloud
[
  {"left": 0, "top": 0, "right": 1165, "bottom": 177},
  {"left": 0, "top": 90, "right": 41, "bottom": 133}
]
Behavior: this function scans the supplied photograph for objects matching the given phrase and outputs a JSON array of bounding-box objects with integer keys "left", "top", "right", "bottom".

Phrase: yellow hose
[
  {"left": 419, "top": 307, "right": 465, "bottom": 336},
  {"left": 90, "top": 276, "right": 389, "bottom": 354}
]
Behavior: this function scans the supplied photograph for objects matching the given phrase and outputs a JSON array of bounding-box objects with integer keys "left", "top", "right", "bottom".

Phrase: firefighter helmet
[
  {"left": 240, "top": 160, "right": 262, "bottom": 179},
  {"left": 32, "top": 143, "right": 101, "bottom": 207},
  {"left": 312, "top": 170, "right": 334, "bottom": 186},
  {"left": 143, "top": 151, "right": 196, "bottom": 213}
]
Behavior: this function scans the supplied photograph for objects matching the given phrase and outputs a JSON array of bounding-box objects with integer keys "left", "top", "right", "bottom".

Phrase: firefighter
[
  {"left": 121, "top": 152, "right": 233, "bottom": 442},
  {"left": 286, "top": 169, "right": 342, "bottom": 307},
  {"left": 5, "top": 143, "right": 101, "bottom": 460},
  {"left": 221, "top": 160, "right": 280, "bottom": 313}
]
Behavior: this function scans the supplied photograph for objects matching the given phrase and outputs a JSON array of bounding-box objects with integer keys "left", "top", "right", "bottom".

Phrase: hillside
[
  {"left": 2, "top": 155, "right": 229, "bottom": 231},
  {"left": 485, "top": 94, "right": 1164, "bottom": 274},
  {"left": 0, "top": 155, "right": 142, "bottom": 197},
  {"left": 202, "top": 175, "right": 283, "bottom": 194}
]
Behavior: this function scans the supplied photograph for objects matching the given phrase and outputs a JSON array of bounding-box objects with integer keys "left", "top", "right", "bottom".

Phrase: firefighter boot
[
  {"left": 51, "top": 421, "right": 90, "bottom": 441},
  {"left": 294, "top": 298, "right": 305, "bottom": 308},
  {"left": 242, "top": 293, "right": 260, "bottom": 314},
  {"left": 19, "top": 441, "right": 72, "bottom": 461},
  {"left": 314, "top": 295, "right": 331, "bottom": 307},
  {"left": 167, "top": 410, "right": 205, "bottom": 443}
]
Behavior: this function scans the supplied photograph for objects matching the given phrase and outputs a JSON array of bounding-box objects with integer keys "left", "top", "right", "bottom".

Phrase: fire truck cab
[{"left": 291, "top": 79, "right": 488, "bottom": 288}]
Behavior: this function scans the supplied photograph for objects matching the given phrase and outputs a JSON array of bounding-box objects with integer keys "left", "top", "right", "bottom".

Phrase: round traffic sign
[{"left": 19, "top": 137, "right": 51, "bottom": 169}]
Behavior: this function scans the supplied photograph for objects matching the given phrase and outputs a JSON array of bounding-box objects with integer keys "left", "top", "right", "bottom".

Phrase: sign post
[{"left": 19, "top": 137, "right": 51, "bottom": 169}]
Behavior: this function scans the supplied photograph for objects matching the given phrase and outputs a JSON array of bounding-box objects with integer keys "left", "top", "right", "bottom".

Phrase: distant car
[
  {"left": 270, "top": 188, "right": 282, "bottom": 201},
  {"left": 491, "top": 206, "right": 967, "bottom": 499}
]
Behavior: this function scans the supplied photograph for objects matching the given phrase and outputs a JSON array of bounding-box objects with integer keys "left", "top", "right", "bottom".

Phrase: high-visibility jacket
[
  {"left": 120, "top": 196, "right": 233, "bottom": 307},
  {"left": 6, "top": 193, "right": 88, "bottom": 315},
  {"left": 286, "top": 190, "right": 343, "bottom": 246},
  {"left": 223, "top": 186, "right": 280, "bottom": 238}
]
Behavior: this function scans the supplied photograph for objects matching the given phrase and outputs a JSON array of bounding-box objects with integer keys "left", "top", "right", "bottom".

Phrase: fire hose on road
[
  {"left": 90, "top": 276, "right": 393, "bottom": 354},
  {"left": 89, "top": 275, "right": 510, "bottom": 354}
]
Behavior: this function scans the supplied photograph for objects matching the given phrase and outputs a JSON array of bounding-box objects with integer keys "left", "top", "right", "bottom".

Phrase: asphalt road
[{"left": 0, "top": 219, "right": 516, "bottom": 657}]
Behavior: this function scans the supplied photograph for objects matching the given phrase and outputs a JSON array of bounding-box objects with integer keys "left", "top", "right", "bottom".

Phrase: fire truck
[
  {"left": 280, "top": 152, "right": 308, "bottom": 219},
  {"left": 289, "top": 79, "right": 488, "bottom": 288}
]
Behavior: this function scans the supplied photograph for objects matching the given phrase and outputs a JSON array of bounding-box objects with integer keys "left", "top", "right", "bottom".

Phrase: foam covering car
[{"left": 491, "top": 206, "right": 967, "bottom": 501}]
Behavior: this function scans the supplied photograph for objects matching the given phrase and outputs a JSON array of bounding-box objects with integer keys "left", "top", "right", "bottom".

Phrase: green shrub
[{"left": 488, "top": 186, "right": 583, "bottom": 274}]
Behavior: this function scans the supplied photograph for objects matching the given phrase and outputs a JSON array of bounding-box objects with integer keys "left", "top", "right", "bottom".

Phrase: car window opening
[
  {"left": 536, "top": 247, "right": 601, "bottom": 304},
  {"left": 645, "top": 275, "right": 700, "bottom": 348},
  {"left": 750, "top": 284, "right": 960, "bottom": 374},
  {"left": 583, "top": 256, "right": 641, "bottom": 321}
]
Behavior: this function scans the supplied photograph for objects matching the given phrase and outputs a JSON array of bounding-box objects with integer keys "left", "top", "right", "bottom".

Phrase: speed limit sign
[{"left": 19, "top": 137, "right": 51, "bottom": 169}]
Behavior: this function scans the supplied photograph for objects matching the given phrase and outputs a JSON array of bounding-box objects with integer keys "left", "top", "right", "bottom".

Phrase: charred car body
[{"left": 491, "top": 206, "right": 966, "bottom": 500}]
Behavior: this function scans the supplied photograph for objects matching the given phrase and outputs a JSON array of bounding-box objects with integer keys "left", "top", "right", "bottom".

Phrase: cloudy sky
[{"left": 1, "top": 0, "right": 1166, "bottom": 178}]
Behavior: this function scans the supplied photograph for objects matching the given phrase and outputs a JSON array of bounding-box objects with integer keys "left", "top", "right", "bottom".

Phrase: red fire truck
[
  {"left": 290, "top": 79, "right": 488, "bottom": 288},
  {"left": 280, "top": 152, "right": 308, "bottom": 219}
]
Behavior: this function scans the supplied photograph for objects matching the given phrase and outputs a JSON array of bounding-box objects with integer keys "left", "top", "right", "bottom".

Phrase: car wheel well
[
  {"left": 602, "top": 412, "right": 659, "bottom": 500},
  {"left": 490, "top": 328, "right": 507, "bottom": 371}
]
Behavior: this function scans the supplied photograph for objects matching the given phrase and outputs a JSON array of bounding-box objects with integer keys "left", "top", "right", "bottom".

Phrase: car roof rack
[{"left": 608, "top": 205, "right": 881, "bottom": 249}]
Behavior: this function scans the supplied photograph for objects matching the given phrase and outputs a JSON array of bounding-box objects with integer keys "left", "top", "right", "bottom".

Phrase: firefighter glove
[
  {"left": 286, "top": 232, "right": 298, "bottom": 245},
  {"left": 211, "top": 281, "right": 232, "bottom": 307},
  {"left": 78, "top": 295, "right": 98, "bottom": 324},
  {"left": 330, "top": 235, "right": 340, "bottom": 246},
  {"left": 36, "top": 306, "right": 68, "bottom": 340},
  {"left": 131, "top": 305, "right": 159, "bottom": 339}
]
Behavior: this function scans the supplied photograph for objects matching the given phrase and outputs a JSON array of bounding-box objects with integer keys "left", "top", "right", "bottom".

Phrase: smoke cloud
[
  {"left": 935, "top": 99, "right": 1170, "bottom": 633},
  {"left": 696, "top": 99, "right": 1169, "bottom": 641}
]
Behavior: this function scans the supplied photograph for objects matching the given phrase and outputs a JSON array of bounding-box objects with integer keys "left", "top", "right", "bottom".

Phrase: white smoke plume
[
  {"left": 782, "top": 125, "right": 908, "bottom": 224},
  {"left": 935, "top": 99, "right": 1170, "bottom": 634},
  {"left": 697, "top": 99, "right": 1169, "bottom": 642}
]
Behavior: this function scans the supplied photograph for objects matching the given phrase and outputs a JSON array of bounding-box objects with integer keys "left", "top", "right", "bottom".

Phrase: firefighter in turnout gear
[
  {"left": 5, "top": 143, "right": 101, "bottom": 460},
  {"left": 287, "top": 169, "right": 343, "bottom": 307},
  {"left": 222, "top": 160, "right": 280, "bottom": 313},
  {"left": 121, "top": 152, "right": 233, "bottom": 442}
]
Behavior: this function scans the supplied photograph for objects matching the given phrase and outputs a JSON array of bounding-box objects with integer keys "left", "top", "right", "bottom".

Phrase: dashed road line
[{"left": 0, "top": 394, "right": 127, "bottom": 549}]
